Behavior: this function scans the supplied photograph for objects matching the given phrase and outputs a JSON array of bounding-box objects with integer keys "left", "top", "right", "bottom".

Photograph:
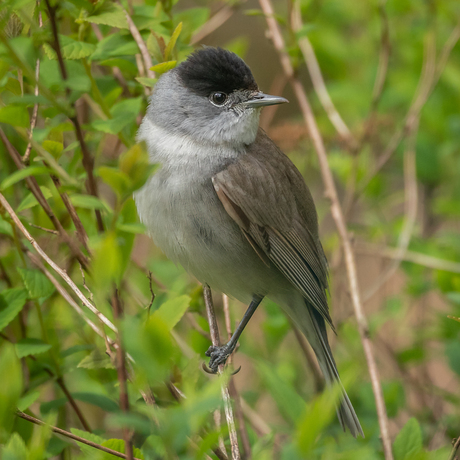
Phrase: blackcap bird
[{"left": 135, "top": 47, "right": 363, "bottom": 437}]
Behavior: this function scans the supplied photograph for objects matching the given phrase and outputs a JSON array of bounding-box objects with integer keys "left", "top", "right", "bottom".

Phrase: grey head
[{"left": 145, "top": 47, "right": 288, "bottom": 148}]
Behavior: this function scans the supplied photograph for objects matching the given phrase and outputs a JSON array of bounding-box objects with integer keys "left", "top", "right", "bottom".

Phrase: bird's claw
[
  {"left": 202, "top": 361, "right": 242, "bottom": 376},
  {"left": 203, "top": 344, "right": 240, "bottom": 375}
]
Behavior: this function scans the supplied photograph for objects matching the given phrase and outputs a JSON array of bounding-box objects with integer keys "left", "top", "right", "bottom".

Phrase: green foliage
[{"left": 0, "top": 0, "right": 459, "bottom": 458}]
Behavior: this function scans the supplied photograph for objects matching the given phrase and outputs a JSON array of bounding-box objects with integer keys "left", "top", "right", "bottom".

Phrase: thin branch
[
  {"left": 112, "top": 289, "right": 134, "bottom": 460},
  {"left": 203, "top": 286, "right": 241, "bottom": 460},
  {"left": 28, "top": 223, "right": 58, "bottom": 235},
  {"left": 363, "top": 30, "right": 436, "bottom": 302},
  {"left": 44, "top": 0, "right": 104, "bottom": 233},
  {"left": 0, "top": 192, "right": 117, "bottom": 334},
  {"left": 223, "top": 295, "right": 252, "bottom": 459},
  {"left": 116, "top": 0, "right": 154, "bottom": 79},
  {"left": 0, "top": 128, "right": 90, "bottom": 268},
  {"left": 362, "top": 18, "right": 460, "bottom": 189},
  {"left": 50, "top": 173, "right": 90, "bottom": 252},
  {"left": 356, "top": 243, "right": 460, "bottom": 274},
  {"left": 258, "top": 0, "right": 392, "bottom": 456},
  {"left": 448, "top": 436, "right": 460, "bottom": 460},
  {"left": 16, "top": 411, "right": 142, "bottom": 460},
  {"left": 23, "top": 3, "right": 42, "bottom": 165},
  {"left": 292, "top": 1, "right": 356, "bottom": 147},
  {"left": 56, "top": 376, "right": 92, "bottom": 432},
  {"left": 259, "top": 73, "right": 287, "bottom": 131},
  {"left": 191, "top": 5, "right": 236, "bottom": 44},
  {"left": 27, "top": 251, "right": 108, "bottom": 340}
]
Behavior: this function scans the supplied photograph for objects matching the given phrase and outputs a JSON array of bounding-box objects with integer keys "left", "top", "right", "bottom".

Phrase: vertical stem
[
  {"left": 203, "top": 286, "right": 241, "bottom": 460},
  {"left": 258, "top": 0, "right": 393, "bottom": 456},
  {"left": 112, "top": 289, "right": 134, "bottom": 460}
]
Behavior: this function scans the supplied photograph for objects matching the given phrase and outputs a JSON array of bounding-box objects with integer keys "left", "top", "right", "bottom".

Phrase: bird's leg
[{"left": 206, "top": 295, "right": 263, "bottom": 373}]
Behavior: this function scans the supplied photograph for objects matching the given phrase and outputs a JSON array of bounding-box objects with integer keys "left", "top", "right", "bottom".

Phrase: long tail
[{"left": 287, "top": 301, "right": 364, "bottom": 437}]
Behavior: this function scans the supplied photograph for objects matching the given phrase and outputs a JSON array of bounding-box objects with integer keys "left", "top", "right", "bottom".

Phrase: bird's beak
[{"left": 242, "top": 92, "right": 289, "bottom": 108}]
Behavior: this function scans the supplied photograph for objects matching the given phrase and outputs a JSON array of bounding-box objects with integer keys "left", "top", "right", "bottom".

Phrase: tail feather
[{"left": 286, "top": 300, "right": 364, "bottom": 437}]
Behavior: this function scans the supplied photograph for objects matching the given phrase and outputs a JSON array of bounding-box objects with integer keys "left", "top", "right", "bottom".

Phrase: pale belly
[{"left": 135, "top": 170, "right": 292, "bottom": 304}]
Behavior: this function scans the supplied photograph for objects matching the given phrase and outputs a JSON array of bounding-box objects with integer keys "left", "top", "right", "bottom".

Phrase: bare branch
[
  {"left": 116, "top": 0, "right": 154, "bottom": 79},
  {"left": 0, "top": 192, "right": 117, "bottom": 334},
  {"left": 16, "top": 411, "right": 142, "bottom": 460},
  {"left": 44, "top": 0, "right": 104, "bottom": 233},
  {"left": 223, "top": 295, "right": 252, "bottom": 458},
  {"left": 362, "top": 18, "right": 460, "bottom": 188},
  {"left": 203, "top": 286, "right": 241, "bottom": 460},
  {"left": 356, "top": 243, "right": 460, "bottom": 274},
  {"left": 23, "top": 3, "right": 42, "bottom": 165},
  {"left": 292, "top": 1, "right": 356, "bottom": 147},
  {"left": 112, "top": 289, "right": 134, "bottom": 460},
  {"left": 0, "top": 128, "right": 90, "bottom": 268},
  {"left": 191, "top": 5, "right": 236, "bottom": 45},
  {"left": 448, "top": 436, "right": 460, "bottom": 460},
  {"left": 364, "top": 30, "right": 437, "bottom": 302},
  {"left": 258, "top": 0, "right": 392, "bottom": 456}
]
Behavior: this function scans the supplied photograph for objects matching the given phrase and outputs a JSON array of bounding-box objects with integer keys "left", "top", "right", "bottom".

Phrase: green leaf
[
  {"left": 116, "top": 222, "right": 146, "bottom": 234},
  {"left": 5, "top": 77, "right": 22, "bottom": 96},
  {"left": 78, "top": 349, "right": 115, "bottom": 370},
  {"left": 17, "top": 186, "right": 53, "bottom": 212},
  {"left": 164, "top": 22, "right": 182, "bottom": 60},
  {"left": 0, "top": 288, "right": 28, "bottom": 332},
  {"left": 44, "top": 35, "right": 96, "bottom": 60},
  {"left": 0, "top": 105, "right": 30, "bottom": 128},
  {"left": 15, "top": 338, "right": 51, "bottom": 358},
  {"left": 296, "top": 383, "right": 342, "bottom": 454},
  {"left": 135, "top": 77, "right": 157, "bottom": 88},
  {"left": 98, "top": 166, "right": 130, "bottom": 196},
  {"left": 17, "top": 268, "right": 55, "bottom": 300},
  {"left": 0, "top": 343, "right": 22, "bottom": 442},
  {"left": 42, "top": 140, "right": 64, "bottom": 159},
  {"left": 92, "top": 116, "right": 131, "bottom": 134},
  {"left": 393, "top": 418, "right": 423, "bottom": 460},
  {"left": 150, "top": 61, "right": 177, "bottom": 75},
  {"left": 70, "top": 194, "right": 107, "bottom": 210},
  {"left": 72, "top": 392, "right": 118, "bottom": 412},
  {"left": 17, "top": 390, "right": 40, "bottom": 411},
  {"left": 151, "top": 295, "right": 190, "bottom": 331},
  {"left": 1, "top": 432, "right": 28, "bottom": 460},
  {"left": 91, "top": 34, "right": 139, "bottom": 61},
  {"left": 101, "top": 439, "right": 144, "bottom": 459},
  {"left": 256, "top": 361, "right": 305, "bottom": 423},
  {"left": 0, "top": 166, "right": 49, "bottom": 191},
  {"left": 85, "top": 3, "right": 129, "bottom": 29}
]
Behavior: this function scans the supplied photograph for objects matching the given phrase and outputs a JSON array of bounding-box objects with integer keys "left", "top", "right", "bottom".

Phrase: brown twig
[
  {"left": 112, "top": 289, "right": 134, "bottom": 460},
  {"left": 448, "top": 436, "right": 460, "bottom": 460},
  {"left": 258, "top": 0, "right": 392, "bottom": 456},
  {"left": 44, "top": 0, "right": 104, "bottom": 233},
  {"left": 28, "top": 223, "right": 58, "bottom": 235},
  {"left": 356, "top": 243, "right": 460, "bottom": 274},
  {"left": 23, "top": 3, "right": 42, "bottom": 165},
  {"left": 203, "top": 286, "right": 241, "bottom": 460},
  {"left": 363, "top": 29, "right": 437, "bottom": 303},
  {"left": 361, "top": 18, "right": 460, "bottom": 190},
  {"left": 223, "top": 295, "right": 252, "bottom": 459},
  {"left": 259, "top": 73, "right": 287, "bottom": 132},
  {"left": 291, "top": 1, "right": 356, "bottom": 147},
  {"left": 56, "top": 376, "right": 92, "bottom": 432},
  {"left": 191, "top": 5, "right": 236, "bottom": 44},
  {"left": 0, "top": 193, "right": 117, "bottom": 333},
  {"left": 115, "top": 0, "right": 154, "bottom": 79},
  {"left": 0, "top": 128, "right": 90, "bottom": 268},
  {"left": 16, "top": 411, "right": 141, "bottom": 460}
]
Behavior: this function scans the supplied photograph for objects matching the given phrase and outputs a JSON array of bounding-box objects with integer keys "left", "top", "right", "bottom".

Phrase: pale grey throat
[{"left": 135, "top": 48, "right": 363, "bottom": 438}]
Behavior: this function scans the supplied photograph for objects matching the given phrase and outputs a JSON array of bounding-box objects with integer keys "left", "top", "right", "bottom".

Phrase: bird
[{"left": 134, "top": 47, "right": 363, "bottom": 437}]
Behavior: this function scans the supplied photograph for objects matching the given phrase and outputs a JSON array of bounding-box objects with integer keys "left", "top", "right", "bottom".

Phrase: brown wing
[{"left": 212, "top": 129, "right": 333, "bottom": 329}]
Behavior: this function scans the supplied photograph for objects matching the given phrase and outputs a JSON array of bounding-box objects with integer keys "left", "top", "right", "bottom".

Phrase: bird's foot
[{"left": 205, "top": 343, "right": 234, "bottom": 374}]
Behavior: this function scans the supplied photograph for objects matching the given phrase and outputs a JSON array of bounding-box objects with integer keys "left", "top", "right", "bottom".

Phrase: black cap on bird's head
[
  {"left": 177, "top": 47, "right": 258, "bottom": 97},
  {"left": 176, "top": 47, "right": 288, "bottom": 109}
]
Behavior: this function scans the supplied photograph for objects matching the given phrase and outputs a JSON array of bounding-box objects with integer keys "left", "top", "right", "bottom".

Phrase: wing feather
[{"left": 212, "top": 129, "right": 333, "bottom": 329}]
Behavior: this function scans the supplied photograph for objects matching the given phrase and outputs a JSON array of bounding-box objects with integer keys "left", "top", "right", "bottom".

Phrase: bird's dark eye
[{"left": 210, "top": 92, "right": 227, "bottom": 106}]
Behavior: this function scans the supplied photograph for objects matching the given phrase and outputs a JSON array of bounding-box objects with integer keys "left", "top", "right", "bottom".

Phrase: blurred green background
[{"left": 0, "top": 0, "right": 459, "bottom": 458}]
